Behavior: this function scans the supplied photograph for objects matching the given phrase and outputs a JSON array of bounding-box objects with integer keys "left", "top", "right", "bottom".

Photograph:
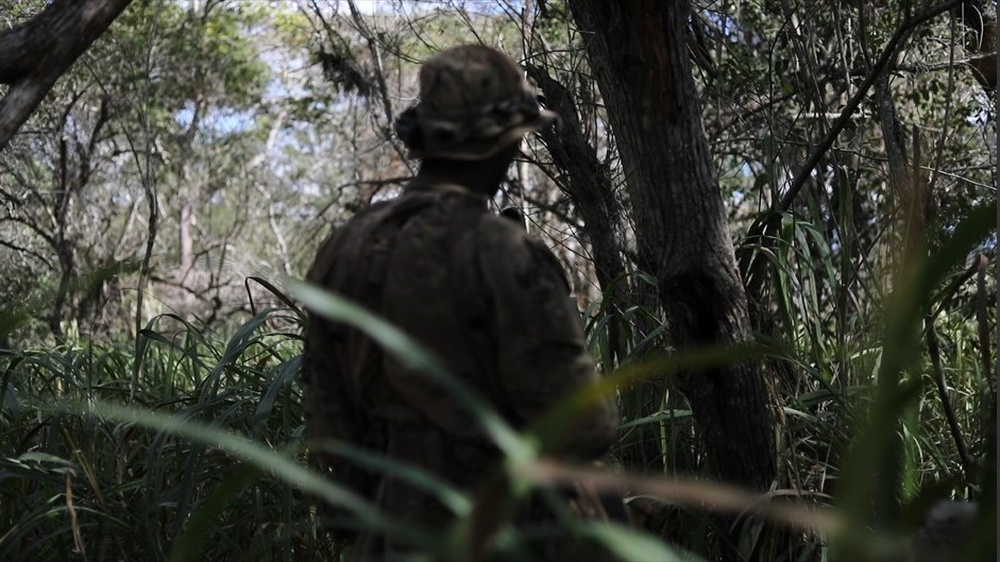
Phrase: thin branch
[
  {"left": 925, "top": 315, "right": 976, "bottom": 483},
  {"left": 313, "top": 176, "right": 411, "bottom": 219},
  {"left": 975, "top": 254, "right": 993, "bottom": 394},
  {"left": 1, "top": 212, "right": 58, "bottom": 249},
  {"left": 519, "top": 458, "right": 843, "bottom": 537},
  {"left": 128, "top": 3, "right": 159, "bottom": 404},
  {"left": 950, "top": 0, "right": 998, "bottom": 90},
  {"left": 0, "top": 238, "right": 54, "bottom": 269},
  {"left": 927, "top": 10, "right": 960, "bottom": 195},
  {"left": 346, "top": 0, "right": 413, "bottom": 173},
  {"left": 775, "top": 0, "right": 967, "bottom": 214}
]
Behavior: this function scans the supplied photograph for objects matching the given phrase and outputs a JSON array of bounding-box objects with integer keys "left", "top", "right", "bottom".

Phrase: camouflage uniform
[{"left": 303, "top": 45, "right": 619, "bottom": 561}]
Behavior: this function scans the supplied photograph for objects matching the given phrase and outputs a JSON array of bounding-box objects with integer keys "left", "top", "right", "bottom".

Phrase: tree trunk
[
  {"left": 527, "top": 63, "right": 667, "bottom": 474},
  {"left": 568, "top": 0, "right": 776, "bottom": 492},
  {"left": 524, "top": 64, "right": 629, "bottom": 354}
]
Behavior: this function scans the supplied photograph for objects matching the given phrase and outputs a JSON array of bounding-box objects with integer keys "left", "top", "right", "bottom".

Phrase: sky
[{"left": 335, "top": 0, "right": 510, "bottom": 14}]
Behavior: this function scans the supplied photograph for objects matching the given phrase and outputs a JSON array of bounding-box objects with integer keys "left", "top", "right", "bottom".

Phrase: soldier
[{"left": 302, "top": 44, "right": 619, "bottom": 561}]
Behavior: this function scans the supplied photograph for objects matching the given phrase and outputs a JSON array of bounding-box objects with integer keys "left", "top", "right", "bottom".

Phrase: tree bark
[
  {"left": 526, "top": 63, "right": 666, "bottom": 473},
  {"left": 524, "top": 65, "right": 628, "bottom": 343},
  {"left": 567, "top": 0, "right": 776, "bottom": 493},
  {"left": 0, "top": 0, "right": 133, "bottom": 150}
]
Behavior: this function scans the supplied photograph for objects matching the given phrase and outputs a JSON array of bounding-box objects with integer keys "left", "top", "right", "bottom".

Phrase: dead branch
[{"left": 0, "top": 0, "right": 132, "bottom": 151}]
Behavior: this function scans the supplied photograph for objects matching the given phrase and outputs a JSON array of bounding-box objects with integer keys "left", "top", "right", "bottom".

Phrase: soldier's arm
[
  {"left": 301, "top": 322, "right": 365, "bottom": 532},
  {"left": 477, "top": 221, "right": 618, "bottom": 459},
  {"left": 302, "top": 235, "right": 373, "bottom": 541}
]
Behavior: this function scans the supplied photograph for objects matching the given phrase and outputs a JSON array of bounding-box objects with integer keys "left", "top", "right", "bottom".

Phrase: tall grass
[
  {"left": 1, "top": 308, "right": 324, "bottom": 561},
  {"left": 0, "top": 205, "right": 995, "bottom": 561},
  {"left": 1, "top": 291, "right": 696, "bottom": 561}
]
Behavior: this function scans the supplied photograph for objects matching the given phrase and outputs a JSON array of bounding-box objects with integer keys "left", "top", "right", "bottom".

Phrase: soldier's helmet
[{"left": 394, "top": 44, "right": 557, "bottom": 161}]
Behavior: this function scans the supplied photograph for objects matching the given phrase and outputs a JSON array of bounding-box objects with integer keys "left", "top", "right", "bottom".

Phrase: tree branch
[
  {"left": 0, "top": 238, "right": 54, "bottom": 269},
  {"left": 774, "top": 0, "right": 966, "bottom": 214},
  {"left": 0, "top": 0, "right": 133, "bottom": 151},
  {"left": 951, "top": 0, "right": 997, "bottom": 90}
]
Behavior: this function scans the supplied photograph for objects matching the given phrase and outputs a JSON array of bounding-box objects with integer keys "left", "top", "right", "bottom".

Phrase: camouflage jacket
[{"left": 302, "top": 179, "right": 619, "bottom": 557}]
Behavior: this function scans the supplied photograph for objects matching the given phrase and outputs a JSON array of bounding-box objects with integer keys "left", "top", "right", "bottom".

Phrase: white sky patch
[
  {"left": 332, "top": 0, "right": 499, "bottom": 14},
  {"left": 336, "top": 0, "right": 380, "bottom": 13}
]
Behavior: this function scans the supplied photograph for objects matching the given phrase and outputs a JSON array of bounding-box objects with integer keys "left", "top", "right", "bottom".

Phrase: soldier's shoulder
[
  {"left": 475, "top": 215, "right": 571, "bottom": 292},
  {"left": 475, "top": 212, "right": 533, "bottom": 252},
  {"left": 306, "top": 200, "right": 397, "bottom": 282}
]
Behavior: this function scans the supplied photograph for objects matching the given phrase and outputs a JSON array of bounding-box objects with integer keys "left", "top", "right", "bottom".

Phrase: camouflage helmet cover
[{"left": 394, "top": 44, "right": 557, "bottom": 161}]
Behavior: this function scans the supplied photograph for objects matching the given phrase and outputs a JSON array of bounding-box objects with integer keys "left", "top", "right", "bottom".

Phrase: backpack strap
[
  {"left": 447, "top": 207, "right": 523, "bottom": 427},
  {"left": 362, "top": 193, "right": 438, "bottom": 299},
  {"left": 320, "top": 192, "right": 439, "bottom": 419}
]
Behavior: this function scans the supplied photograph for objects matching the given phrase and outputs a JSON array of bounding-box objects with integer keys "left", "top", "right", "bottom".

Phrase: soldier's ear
[{"left": 393, "top": 107, "right": 424, "bottom": 150}]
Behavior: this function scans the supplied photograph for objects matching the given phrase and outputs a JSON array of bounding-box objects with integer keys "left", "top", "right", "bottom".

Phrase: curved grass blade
[
  {"left": 528, "top": 340, "right": 780, "bottom": 455},
  {"left": 283, "top": 277, "right": 531, "bottom": 463},
  {"left": 64, "top": 399, "right": 446, "bottom": 558},
  {"left": 834, "top": 202, "right": 996, "bottom": 557},
  {"left": 311, "top": 438, "right": 472, "bottom": 516}
]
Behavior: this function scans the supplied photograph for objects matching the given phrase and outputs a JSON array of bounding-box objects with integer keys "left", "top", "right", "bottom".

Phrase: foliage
[
  {"left": 0, "top": 288, "right": 707, "bottom": 561},
  {"left": 0, "top": 0, "right": 996, "bottom": 561},
  {"left": 1, "top": 195, "right": 992, "bottom": 558},
  {"left": 1, "top": 307, "right": 319, "bottom": 561}
]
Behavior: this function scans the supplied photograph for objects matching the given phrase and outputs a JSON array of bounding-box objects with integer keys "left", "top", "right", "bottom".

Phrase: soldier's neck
[{"left": 416, "top": 157, "right": 509, "bottom": 198}]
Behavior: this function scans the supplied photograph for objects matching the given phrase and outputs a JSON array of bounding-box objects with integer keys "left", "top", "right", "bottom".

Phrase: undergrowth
[{"left": 0, "top": 206, "right": 995, "bottom": 562}]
